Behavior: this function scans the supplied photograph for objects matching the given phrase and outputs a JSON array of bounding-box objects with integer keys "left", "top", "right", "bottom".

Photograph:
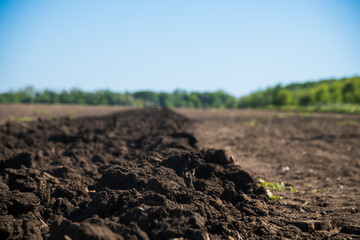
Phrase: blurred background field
[
  {"left": 0, "top": 103, "right": 130, "bottom": 124},
  {"left": 1, "top": 75, "right": 360, "bottom": 114}
]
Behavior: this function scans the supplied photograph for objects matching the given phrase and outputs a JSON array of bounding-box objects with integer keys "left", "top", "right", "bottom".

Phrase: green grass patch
[
  {"left": 336, "top": 119, "right": 357, "bottom": 126},
  {"left": 267, "top": 114, "right": 281, "bottom": 121},
  {"left": 66, "top": 109, "right": 76, "bottom": 115},
  {"left": 19, "top": 116, "right": 32, "bottom": 122},
  {"left": 42, "top": 110, "right": 51, "bottom": 115},
  {"left": 299, "top": 112, "right": 312, "bottom": 118},
  {"left": 9, "top": 116, "right": 34, "bottom": 122},
  {"left": 271, "top": 104, "right": 360, "bottom": 114},
  {"left": 244, "top": 120, "right": 258, "bottom": 127}
]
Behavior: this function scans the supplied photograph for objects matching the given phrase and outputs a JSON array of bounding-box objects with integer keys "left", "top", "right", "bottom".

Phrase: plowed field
[{"left": 0, "top": 105, "right": 359, "bottom": 239}]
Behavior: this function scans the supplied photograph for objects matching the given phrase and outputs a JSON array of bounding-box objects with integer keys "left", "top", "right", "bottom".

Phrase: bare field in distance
[{"left": 0, "top": 103, "right": 132, "bottom": 124}]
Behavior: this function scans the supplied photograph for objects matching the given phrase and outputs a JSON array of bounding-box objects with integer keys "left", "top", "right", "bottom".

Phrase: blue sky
[{"left": 0, "top": 0, "right": 359, "bottom": 96}]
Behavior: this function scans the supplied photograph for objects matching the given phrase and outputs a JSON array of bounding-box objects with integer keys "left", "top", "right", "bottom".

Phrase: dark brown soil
[
  {"left": 177, "top": 108, "right": 360, "bottom": 239},
  {"left": 0, "top": 107, "right": 359, "bottom": 239}
]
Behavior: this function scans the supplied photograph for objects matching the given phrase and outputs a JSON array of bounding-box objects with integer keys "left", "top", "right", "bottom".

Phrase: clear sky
[{"left": 0, "top": 0, "right": 359, "bottom": 96}]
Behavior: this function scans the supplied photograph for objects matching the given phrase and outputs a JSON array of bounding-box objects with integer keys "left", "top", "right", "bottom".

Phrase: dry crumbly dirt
[{"left": 0, "top": 104, "right": 359, "bottom": 239}]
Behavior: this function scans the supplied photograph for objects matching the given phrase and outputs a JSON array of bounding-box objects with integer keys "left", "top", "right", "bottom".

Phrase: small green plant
[
  {"left": 288, "top": 186, "right": 297, "bottom": 192},
  {"left": 42, "top": 110, "right": 51, "bottom": 115},
  {"left": 267, "top": 114, "right": 280, "bottom": 121},
  {"left": 9, "top": 116, "right": 16, "bottom": 121},
  {"left": 310, "top": 188, "right": 326, "bottom": 194},
  {"left": 270, "top": 195, "right": 283, "bottom": 200},
  {"left": 19, "top": 116, "right": 32, "bottom": 122},
  {"left": 336, "top": 120, "right": 357, "bottom": 126},
  {"left": 66, "top": 109, "right": 76, "bottom": 115},
  {"left": 244, "top": 120, "right": 257, "bottom": 127},
  {"left": 263, "top": 188, "right": 283, "bottom": 200},
  {"left": 258, "top": 179, "right": 285, "bottom": 200},
  {"left": 258, "top": 179, "right": 285, "bottom": 191},
  {"left": 299, "top": 112, "right": 312, "bottom": 118}
]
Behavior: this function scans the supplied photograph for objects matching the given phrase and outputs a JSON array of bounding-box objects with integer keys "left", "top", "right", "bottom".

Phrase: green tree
[
  {"left": 274, "top": 88, "right": 291, "bottom": 106},
  {"left": 188, "top": 93, "right": 202, "bottom": 108},
  {"left": 342, "top": 78, "right": 360, "bottom": 103},
  {"left": 314, "top": 84, "right": 331, "bottom": 104},
  {"left": 158, "top": 93, "right": 174, "bottom": 107},
  {"left": 329, "top": 82, "right": 343, "bottom": 104},
  {"left": 299, "top": 93, "right": 312, "bottom": 106}
]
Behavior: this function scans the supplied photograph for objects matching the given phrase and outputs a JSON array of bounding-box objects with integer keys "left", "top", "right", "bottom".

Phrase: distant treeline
[
  {"left": 0, "top": 88, "right": 237, "bottom": 108},
  {"left": 1, "top": 76, "right": 359, "bottom": 109},
  {"left": 237, "top": 76, "right": 360, "bottom": 108}
]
